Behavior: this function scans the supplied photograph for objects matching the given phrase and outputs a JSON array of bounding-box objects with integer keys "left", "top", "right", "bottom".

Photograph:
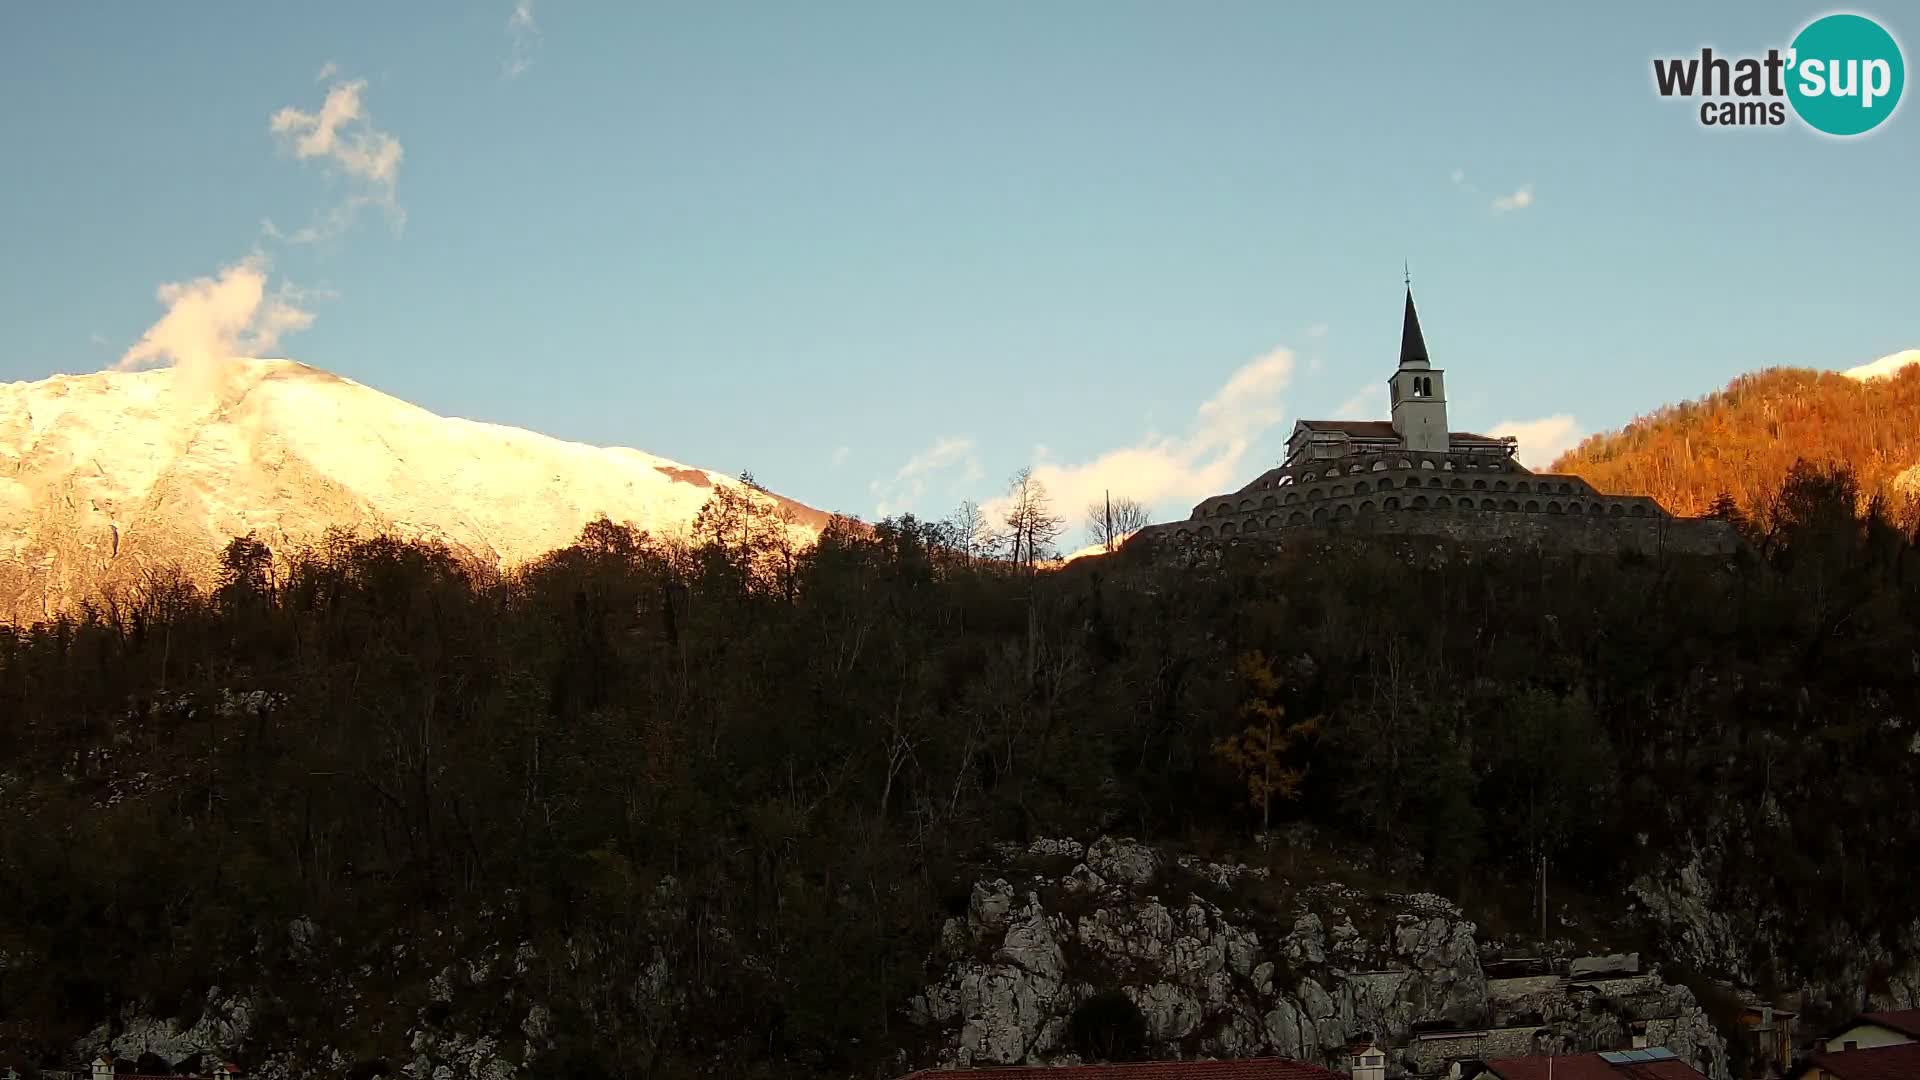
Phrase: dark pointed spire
[{"left": 1399, "top": 286, "right": 1430, "bottom": 369}]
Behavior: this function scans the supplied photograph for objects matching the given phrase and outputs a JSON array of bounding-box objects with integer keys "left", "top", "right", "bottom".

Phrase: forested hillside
[
  {"left": 2, "top": 464, "right": 1919, "bottom": 1077},
  {"left": 1553, "top": 365, "right": 1920, "bottom": 518}
]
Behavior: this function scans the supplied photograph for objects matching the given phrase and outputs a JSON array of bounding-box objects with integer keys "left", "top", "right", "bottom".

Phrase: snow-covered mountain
[{"left": 0, "top": 359, "right": 833, "bottom": 622}]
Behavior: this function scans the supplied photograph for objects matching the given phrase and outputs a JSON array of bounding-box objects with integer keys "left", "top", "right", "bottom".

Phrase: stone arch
[
  {"left": 1442, "top": 460, "right": 1456, "bottom": 470},
  {"left": 1588, "top": 502, "right": 1604, "bottom": 516},
  {"left": 1429, "top": 477, "right": 1444, "bottom": 488},
  {"left": 1331, "top": 485, "right": 1347, "bottom": 497},
  {"left": 1503, "top": 498, "right": 1520, "bottom": 510},
  {"left": 1396, "top": 458, "right": 1412, "bottom": 469},
  {"left": 1384, "top": 496, "right": 1400, "bottom": 511},
  {"left": 1300, "top": 472, "right": 1317, "bottom": 482},
  {"left": 1266, "top": 515, "right": 1281, "bottom": 529},
  {"left": 1288, "top": 511, "right": 1308, "bottom": 525},
  {"left": 1481, "top": 498, "right": 1497, "bottom": 510},
  {"left": 1495, "top": 480, "right": 1510, "bottom": 492},
  {"left": 1176, "top": 528, "right": 1191, "bottom": 539},
  {"left": 1452, "top": 478, "right": 1466, "bottom": 489},
  {"left": 1376, "top": 476, "right": 1393, "bottom": 490},
  {"left": 1360, "top": 500, "right": 1375, "bottom": 513},
  {"left": 1198, "top": 525, "right": 1215, "bottom": 538},
  {"left": 1420, "top": 459, "right": 1436, "bottom": 470},
  {"left": 1515, "top": 481, "right": 1530, "bottom": 493},
  {"left": 1333, "top": 503, "right": 1353, "bottom": 520},
  {"left": 1283, "top": 492, "right": 1299, "bottom": 505},
  {"left": 1262, "top": 494, "right": 1277, "bottom": 507},
  {"left": 1630, "top": 503, "right": 1648, "bottom": 517},
  {"left": 1311, "top": 507, "right": 1328, "bottom": 523},
  {"left": 1547, "top": 501, "right": 1563, "bottom": 514},
  {"left": 1309, "top": 488, "right": 1324, "bottom": 500},
  {"left": 1412, "top": 495, "right": 1430, "bottom": 509},
  {"left": 1609, "top": 503, "right": 1625, "bottom": 516},
  {"left": 1435, "top": 495, "right": 1451, "bottom": 508},
  {"left": 1473, "top": 479, "right": 1488, "bottom": 490},
  {"left": 1217, "top": 502, "right": 1233, "bottom": 516},
  {"left": 1221, "top": 521, "right": 1238, "bottom": 535},
  {"left": 1372, "top": 460, "right": 1388, "bottom": 472},
  {"left": 1525, "top": 499, "right": 1540, "bottom": 512},
  {"left": 1559, "top": 482, "right": 1573, "bottom": 494},
  {"left": 1354, "top": 480, "right": 1371, "bottom": 495},
  {"left": 1239, "top": 498, "right": 1254, "bottom": 511}
]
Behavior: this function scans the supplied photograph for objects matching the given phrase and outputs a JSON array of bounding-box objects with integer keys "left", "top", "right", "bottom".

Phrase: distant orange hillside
[{"left": 1551, "top": 364, "right": 1920, "bottom": 519}]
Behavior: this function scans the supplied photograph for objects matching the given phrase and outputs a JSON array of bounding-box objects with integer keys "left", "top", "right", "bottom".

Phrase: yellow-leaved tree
[{"left": 1213, "top": 650, "right": 1321, "bottom": 833}]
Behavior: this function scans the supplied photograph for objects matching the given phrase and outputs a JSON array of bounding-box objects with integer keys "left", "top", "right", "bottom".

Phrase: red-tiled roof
[
  {"left": 1806, "top": 1042, "right": 1920, "bottom": 1079},
  {"left": 1293, "top": 420, "right": 1508, "bottom": 445},
  {"left": 897, "top": 1059, "right": 1343, "bottom": 1080},
  {"left": 1487, "top": 1053, "right": 1705, "bottom": 1080},
  {"left": 1297, "top": 420, "right": 1398, "bottom": 438},
  {"left": 1858, "top": 1009, "right": 1920, "bottom": 1039}
]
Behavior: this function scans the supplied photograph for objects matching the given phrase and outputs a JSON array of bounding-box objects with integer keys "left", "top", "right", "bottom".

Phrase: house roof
[
  {"left": 1802, "top": 1042, "right": 1920, "bottom": 1080},
  {"left": 1857, "top": 1009, "right": 1920, "bottom": 1039},
  {"left": 896, "top": 1058, "right": 1344, "bottom": 1080},
  {"left": 1485, "top": 1051, "right": 1706, "bottom": 1080}
]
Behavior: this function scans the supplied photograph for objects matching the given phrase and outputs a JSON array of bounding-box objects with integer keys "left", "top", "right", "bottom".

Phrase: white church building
[{"left": 1130, "top": 288, "right": 1709, "bottom": 551}]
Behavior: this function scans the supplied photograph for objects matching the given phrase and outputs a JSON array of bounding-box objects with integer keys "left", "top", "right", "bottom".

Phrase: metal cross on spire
[{"left": 1404, "top": 261, "right": 1411, "bottom": 288}]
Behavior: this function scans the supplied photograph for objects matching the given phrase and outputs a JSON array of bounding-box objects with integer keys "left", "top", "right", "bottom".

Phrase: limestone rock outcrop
[{"left": 908, "top": 835, "right": 1729, "bottom": 1078}]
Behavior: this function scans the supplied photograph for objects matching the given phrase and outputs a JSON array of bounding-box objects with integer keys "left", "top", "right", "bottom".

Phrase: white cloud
[
  {"left": 316, "top": 61, "right": 339, "bottom": 82},
  {"left": 1331, "top": 384, "right": 1376, "bottom": 421},
  {"left": 979, "top": 347, "right": 1297, "bottom": 527},
  {"left": 1842, "top": 348, "right": 1920, "bottom": 381},
  {"left": 1490, "top": 413, "right": 1586, "bottom": 469},
  {"left": 1491, "top": 184, "right": 1535, "bottom": 214},
  {"left": 1450, "top": 167, "right": 1467, "bottom": 186},
  {"left": 505, "top": 1, "right": 540, "bottom": 78},
  {"left": 269, "top": 75, "right": 405, "bottom": 236},
  {"left": 114, "top": 255, "right": 315, "bottom": 389},
  {"left": 1306, "top": 323, "right": 1329, "bottom": 338},
  {"left": 831, "top": 445, "right": 851, "bottom": 467},
  {"left": 871, "top": 436, "right": 981, "bottom": 517}
]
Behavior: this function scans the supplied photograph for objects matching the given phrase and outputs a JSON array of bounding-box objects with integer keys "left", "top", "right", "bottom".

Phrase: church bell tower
[{"left": 1388, "top": 286, "right": 1449, "bottom": 453}]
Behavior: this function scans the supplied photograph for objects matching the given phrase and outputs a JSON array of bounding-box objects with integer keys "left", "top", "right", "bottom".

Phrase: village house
[
  {"left": 1790, "top": 1042, "right": 1920, "bottom": 1080},
  {"left": 1815, "top": 1009, "right": 1920, "bottom": 1052},
  {"left": 893, "top": 1058, "right": 1346, "bottom": 1080},
  {"left": 1786, "top": 1009, "right": 1920, "bottom": 1080},
  {"left": 1456, "top": 1047, "right": 1708, "bottom": 1080},
  {"left": 1726, "top": 1000, "right": 1796, "bottom": 1079}
]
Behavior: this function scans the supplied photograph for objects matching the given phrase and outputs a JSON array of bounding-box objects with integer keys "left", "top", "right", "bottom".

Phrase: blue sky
[{"left": 2, "top": 2, "right": 1915, "bottom": 534}]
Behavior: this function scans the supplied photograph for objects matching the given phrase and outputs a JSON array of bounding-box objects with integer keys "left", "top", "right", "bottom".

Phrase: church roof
[
  {"left": 1293, "top": 419, "right": 1507, "bottom": 444},
  {"left": 1297, "top": 420, "right": 1398, "bottom": 438},
  {"left": 1400, "top": 286, "right": 1430, "bottom": 369}
]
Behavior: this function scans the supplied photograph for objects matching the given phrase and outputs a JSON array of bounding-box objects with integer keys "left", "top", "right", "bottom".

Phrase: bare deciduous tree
[
  {"left": 1084, "top": 493, "right": 1152, "bottom": 552},
  {"left": 999, "top": 468, "right": 1065, "bottom": 572},
  {"left": 941, "top": 500, "right": 994, "bottom": 564}
]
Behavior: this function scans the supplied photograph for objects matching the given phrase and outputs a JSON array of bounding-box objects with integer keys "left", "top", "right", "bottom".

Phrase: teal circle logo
[{"left": 1787, "top": 13, "right": 1905, "bottom": 135}]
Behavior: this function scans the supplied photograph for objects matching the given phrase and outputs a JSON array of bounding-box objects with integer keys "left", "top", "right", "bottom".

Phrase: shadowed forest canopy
[
  {"left": 1553, "top": 365, "right": 1920, "bottom": 518},
  {"left": 1, "top": 465, "right": 1919, "bottom": 1076}
]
